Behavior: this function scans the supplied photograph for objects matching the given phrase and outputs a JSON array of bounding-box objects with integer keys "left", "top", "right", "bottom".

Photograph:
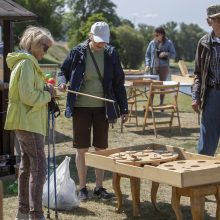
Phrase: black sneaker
[
  {"left": 93, "top": 187, "right": 112, "bottom": 200},
  {"left": 78, "top": 187, "right": 88, "bottom": 201}
]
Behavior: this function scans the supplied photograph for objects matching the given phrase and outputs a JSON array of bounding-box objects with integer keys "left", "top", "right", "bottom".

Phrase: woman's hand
[
  {"left": 46, "top": 83, "right": 56, "bottom": 98},
  {"left": 159, "top": 52, "right": 169, "bottom": 59}
]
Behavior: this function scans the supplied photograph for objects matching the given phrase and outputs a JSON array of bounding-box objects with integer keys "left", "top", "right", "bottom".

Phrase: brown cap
[{"left": 207, "top": 4, "right": 220, "bottom": 18}]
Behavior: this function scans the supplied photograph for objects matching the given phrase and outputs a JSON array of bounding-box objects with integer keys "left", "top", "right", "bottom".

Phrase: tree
[
  {"left": 116, "top": 25, "right": 145, "bottom": 69},
  {"left": 177, "top": 23, "right": 206, "bottom": 61},
  {"left": 138, "top": 24, "right": 155, "bottom": 51},
  {"left": 163, "top": 22, "right": 178, "bottom": 61},
  {"left": 67, "top": 0, "right": 120, "bottom": 26},
  {"left": 14, "top": 0, "right": 65, "bottom": 42}
]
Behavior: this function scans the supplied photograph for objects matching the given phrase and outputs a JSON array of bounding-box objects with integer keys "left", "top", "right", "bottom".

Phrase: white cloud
[{"left": 144, "top": 13, "right": 159, "bottom": 18}]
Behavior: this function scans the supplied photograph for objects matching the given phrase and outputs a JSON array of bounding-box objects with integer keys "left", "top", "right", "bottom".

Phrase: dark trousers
[
  {"left": 15, "top": 130, "right": 46, "bottom": 219},
  {"left": 198, "top": 88, "right": 220, "bottom": 156},
  {"left": 154, "top": 66, "right": 169, "bottom": 104}
]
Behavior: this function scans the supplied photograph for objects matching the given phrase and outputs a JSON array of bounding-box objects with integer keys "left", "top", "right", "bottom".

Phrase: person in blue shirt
[{"left": 145, "top": 26, "right": 176, "bottom": 105}]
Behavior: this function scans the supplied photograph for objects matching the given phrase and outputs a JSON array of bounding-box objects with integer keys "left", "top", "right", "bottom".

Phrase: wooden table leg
[
  {"left": 112, "top": 173, "right": 123, "bottom": 213},
  {"left": 0, "top": 181, "right": 3, "bottom": 220},
  {"left": 171, "top": 187, "right": 182, "bottom": 220},
  {"left": 216, "top": 186, "right": 220, "bottom": 220},
  {"left": 130, "top": 177, "right": 141, "bottom": 217},
  {"left": 190, "top": 194, "right": 205, "bottom": 220},
  {"left": 151, "top": 181, "right": 160, "bottom": 211}
]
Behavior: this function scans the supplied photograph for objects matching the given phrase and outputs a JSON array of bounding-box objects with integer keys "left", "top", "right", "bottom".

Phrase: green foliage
[
  {"left": 67, "top": 0, "right": 120, "bottom": 25},
  {"left": 67, "top": 13, "right": 108, "bottom": 48},
  {"left": 12, "top": 0, "right": 208, "bottom": 67},
  {"left": 138, "top": 24, "right": 155, "bottom": 52},
  {"left": 14, "top": 0, "right": 65, "bottom": 43},
  {"left": 116, "top": 25, "right": 145, "bottom": 69},
  {"left": 7, "top": 180, "right": 18, "bottom": 194},
  {"left": 176, "top": 23, "right": 206, "bottom": 61}
]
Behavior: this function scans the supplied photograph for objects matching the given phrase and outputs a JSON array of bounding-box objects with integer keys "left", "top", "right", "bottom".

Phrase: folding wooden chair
[
  {"left": 122, "top": 79, "right": 162, "bottom": 133},
  {"left": 124, "top": 79, "right": 156, "bottom": 129},
  {"left": 142, "top": 82, "right": 181, "bottom": 137}
]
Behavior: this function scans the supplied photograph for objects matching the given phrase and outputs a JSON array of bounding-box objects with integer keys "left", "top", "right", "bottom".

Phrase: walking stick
[
  {"left": 51, "top": 108, "right": 58, "bottom": 219},
  {"left": 47, "top": 99, "right": 60, "bottom": 219},
  {"left": 47, "top": 109, "right": 51, "bottom": 219}
]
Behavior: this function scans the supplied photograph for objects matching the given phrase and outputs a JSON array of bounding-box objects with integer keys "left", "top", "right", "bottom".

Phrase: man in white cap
[
  {"left": 192, "top": 5, "right": 220, "bottom": 156},
  {"left": 58, "top": 21, "right": 128, "bottom": 201}
]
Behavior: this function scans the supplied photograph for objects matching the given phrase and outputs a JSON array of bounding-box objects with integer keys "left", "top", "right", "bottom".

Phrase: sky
[{"left": 111, "top": 0, "right": 220, "bottom": 32}]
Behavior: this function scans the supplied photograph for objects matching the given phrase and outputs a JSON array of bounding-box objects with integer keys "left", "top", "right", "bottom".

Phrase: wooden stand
[
  {"left": 113, "top": 177, "right": 220, "bottom": 219},
  {"left": 112, "top": 173, "right": 141, "bottom": 217},
  {"left": 0, "top": 181, "right": 3, "bottom": 220},
  {"left": 171, "top": 184, "right": 220, "bottom": 220},
  {"left": 85, "top": 144, "right": 220, "bottom": 218}
]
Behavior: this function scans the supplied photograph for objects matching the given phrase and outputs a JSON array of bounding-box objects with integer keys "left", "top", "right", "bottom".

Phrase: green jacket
[{"left": 4, "top": 52, "right": 51, "bottom": 136}]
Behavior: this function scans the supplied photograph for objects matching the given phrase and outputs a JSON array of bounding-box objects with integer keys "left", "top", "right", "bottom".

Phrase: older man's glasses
[{"left": 42, "top": 43, "right": 49, "bottom": 53}]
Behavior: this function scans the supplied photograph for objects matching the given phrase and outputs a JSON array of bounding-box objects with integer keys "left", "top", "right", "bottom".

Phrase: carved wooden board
[
  {"left": 158, "top": 160, "right": 220, "bottom": 172},
  {"left": 109, "top": 149, "right": 178, "bottom": 166}
]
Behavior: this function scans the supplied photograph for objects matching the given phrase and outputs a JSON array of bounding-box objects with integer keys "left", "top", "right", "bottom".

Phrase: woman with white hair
[{"left": 4, "top": 26, "right": 55, "bottom": 220}]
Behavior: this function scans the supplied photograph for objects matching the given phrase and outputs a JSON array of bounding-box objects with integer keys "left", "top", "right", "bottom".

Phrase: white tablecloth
[{"left": 125, "top": 74, "right": 159, "bottom": 80}]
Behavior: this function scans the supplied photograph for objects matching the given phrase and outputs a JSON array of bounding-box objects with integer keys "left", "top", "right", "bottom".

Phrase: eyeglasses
[
  {"left": 42, "top": 43, "right": 49, "bottom": 53},
  {"left": 154, "top": 34, "right": 160, "bottom": 37}
]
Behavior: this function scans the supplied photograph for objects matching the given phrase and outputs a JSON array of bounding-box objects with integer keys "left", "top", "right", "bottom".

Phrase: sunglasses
[{"left": 42, "top": 43, "right": 49, "bottom": 52}]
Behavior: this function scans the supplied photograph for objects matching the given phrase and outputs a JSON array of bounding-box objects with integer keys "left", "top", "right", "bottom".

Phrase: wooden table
[
  {"left": 171, "top": 184, "right": 220, "bottom": 220},
  {"left": 112, "top": 178, "right": 220, "bottom": 219},
  {"left": 113, "top": 173, "right": 141, "bottom": 216},
  {"left": 85, "top": 144, "right": 220, "bottom": 218}
]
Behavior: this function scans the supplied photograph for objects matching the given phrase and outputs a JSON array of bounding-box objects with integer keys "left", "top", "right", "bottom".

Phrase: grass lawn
[{"left": 2, "top": 82, "right": 219, "bottom": 220}]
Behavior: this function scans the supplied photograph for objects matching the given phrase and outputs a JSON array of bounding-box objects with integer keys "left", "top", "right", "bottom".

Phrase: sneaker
[
  {"left": 93, "top": 187, "right": 112, "bottom": 200},
  {"left": 15, "top": 210, "right": 29, "bottom": 220},
  {"left": 78, "top": 187, "right": 88, "bottom": 201}
]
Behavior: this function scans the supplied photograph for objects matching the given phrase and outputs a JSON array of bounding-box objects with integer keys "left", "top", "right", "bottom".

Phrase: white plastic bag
[{"left": 42, "top": 156, "right": 80, "bottom": 210}]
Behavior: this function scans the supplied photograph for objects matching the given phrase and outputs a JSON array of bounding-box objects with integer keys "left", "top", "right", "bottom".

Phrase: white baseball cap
[{"left": 90, "top": 22, "right": 110, "bottom": 43}]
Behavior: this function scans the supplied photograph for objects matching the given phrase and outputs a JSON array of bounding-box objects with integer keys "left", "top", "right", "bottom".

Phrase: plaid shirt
[{"left": 208, "top": 36, "right": 220, "bottom": 86}]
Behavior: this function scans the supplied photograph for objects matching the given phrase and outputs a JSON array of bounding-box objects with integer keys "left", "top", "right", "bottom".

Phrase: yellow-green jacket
[{"left": 4, "top": 52, "right": 51, "bottom": 136}]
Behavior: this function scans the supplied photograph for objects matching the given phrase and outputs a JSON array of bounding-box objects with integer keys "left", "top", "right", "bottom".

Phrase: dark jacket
[
  {"left": 58, "top": 40, "right": 128, "bottom": 119},
  {"left": 192, "top": 32, "right": 212, "bottom": 109}
]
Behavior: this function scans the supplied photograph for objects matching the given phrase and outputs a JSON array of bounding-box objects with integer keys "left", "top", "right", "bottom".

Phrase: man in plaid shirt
[{"left": 192, "top": 4, "right": 220, "bottom": 156}]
